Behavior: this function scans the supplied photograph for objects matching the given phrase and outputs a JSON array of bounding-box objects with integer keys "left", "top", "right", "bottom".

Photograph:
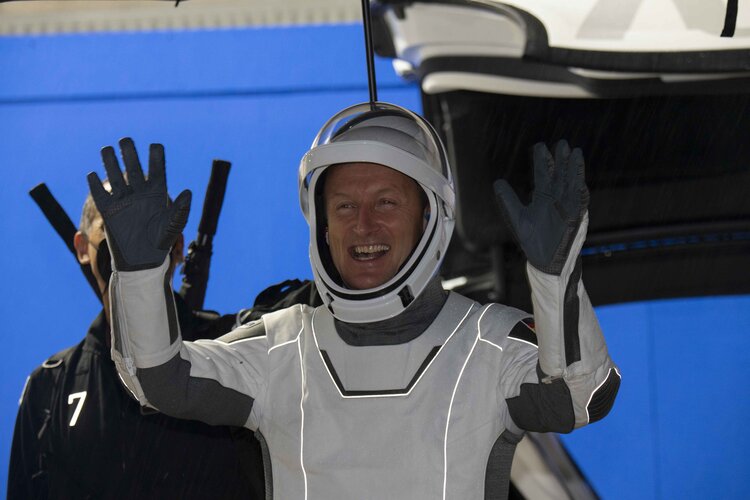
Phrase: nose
[{"left": 353, "top": 206, "right": 378, "bottom": 235}]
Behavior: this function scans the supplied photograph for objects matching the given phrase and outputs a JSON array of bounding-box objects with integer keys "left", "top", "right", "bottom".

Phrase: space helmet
[{"left": 299, "top": 102, "right": 455, "bottom": 323}]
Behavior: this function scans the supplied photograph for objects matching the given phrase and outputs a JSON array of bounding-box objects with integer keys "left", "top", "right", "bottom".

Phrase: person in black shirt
[{"left": 8, "top": 177, "right": 263, "bottom": 499}]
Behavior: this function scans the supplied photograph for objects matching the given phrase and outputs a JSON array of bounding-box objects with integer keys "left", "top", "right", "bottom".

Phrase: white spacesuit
[{"left": 91, "top": 102, "right": 620, "bottom": 499}]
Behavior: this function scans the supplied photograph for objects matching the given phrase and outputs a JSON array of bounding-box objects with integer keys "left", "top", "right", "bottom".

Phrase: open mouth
[{"left": 350, "top": 244, "right": 390, "bottom": 261}]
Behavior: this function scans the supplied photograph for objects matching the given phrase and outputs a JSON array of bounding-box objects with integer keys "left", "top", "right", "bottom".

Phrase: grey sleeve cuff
[{"left": 110, "top": 257, "right": 182, "bottom": 370}]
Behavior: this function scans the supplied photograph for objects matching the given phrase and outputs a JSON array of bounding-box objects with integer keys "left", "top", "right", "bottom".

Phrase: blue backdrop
[{"left": 1, "top": 23, "right": 748, "bottom": 499}]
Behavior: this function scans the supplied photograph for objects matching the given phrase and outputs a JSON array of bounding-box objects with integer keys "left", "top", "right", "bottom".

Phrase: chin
[{"left": 345, "top": 274, "right": 391, "bottom": 291}]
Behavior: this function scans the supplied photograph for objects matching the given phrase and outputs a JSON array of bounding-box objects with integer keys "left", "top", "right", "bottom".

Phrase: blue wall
[
  {"left": 0, "top": 25, "right": 420, "bottom": 495},
  {"left": 560, "top": 296, "right": 750, "bottom": 499},
  {"left": 1, "top": 23, "right": 748, "bottom": 499}
]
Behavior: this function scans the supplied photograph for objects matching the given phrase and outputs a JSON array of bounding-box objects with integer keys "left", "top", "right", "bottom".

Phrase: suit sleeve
[
  {"left": 108, "top": 258, "right": 268, "bottom": 429},
  {"left": 501, "top": 213, "right": 621, "bottom": 433}
]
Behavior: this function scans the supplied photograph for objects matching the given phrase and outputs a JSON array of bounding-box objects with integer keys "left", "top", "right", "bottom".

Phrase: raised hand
[
  {"left": 493, "top": 140, "right": 589, "bottom": 275},
  {"left": 86, "top": 138, "right": 192, "bottom": 272}
]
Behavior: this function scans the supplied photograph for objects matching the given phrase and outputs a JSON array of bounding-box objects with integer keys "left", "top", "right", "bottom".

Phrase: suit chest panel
[{"left": 259, "top": 296, "right": 522, "bottom": 498}]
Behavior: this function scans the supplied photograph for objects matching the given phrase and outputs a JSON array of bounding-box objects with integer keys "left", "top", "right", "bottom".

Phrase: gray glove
[
  {"left": 494, "top": 140, "right": 589, "bottom": 275},
  {"left": 86, "top": 138, "right": 191, "bottom": 272}
]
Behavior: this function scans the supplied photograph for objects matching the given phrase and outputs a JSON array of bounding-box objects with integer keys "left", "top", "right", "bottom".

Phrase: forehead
[{"left": 324, "top": 162, "right": 417, "bottom": 194}]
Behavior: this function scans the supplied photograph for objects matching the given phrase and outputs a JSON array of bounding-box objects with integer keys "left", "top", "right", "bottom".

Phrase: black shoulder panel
[{"left": 508, "top": 318, "right": 538, "bottom": 347}]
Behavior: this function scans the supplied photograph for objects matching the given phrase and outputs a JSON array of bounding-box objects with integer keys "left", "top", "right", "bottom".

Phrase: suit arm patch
[
  {"left": 586, "top": 367, "right": 621, "bottom": 423},
  {"left": 506, "top": 365, "right": 575, "bottom": 433},
  {"left": 508, "top": 319, "right": 538, "bottom": 347}
]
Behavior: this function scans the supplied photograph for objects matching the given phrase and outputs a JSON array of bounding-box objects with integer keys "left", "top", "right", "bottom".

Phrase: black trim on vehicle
[{"left": 419, "top": 56, "right": 750, "bottom": 98}]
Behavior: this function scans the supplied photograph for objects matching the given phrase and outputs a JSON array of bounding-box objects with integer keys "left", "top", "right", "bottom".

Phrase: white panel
[
  {"left": 500, "top": 0, "right": 750, "bottom": 51},
  {"left": 386, "top": 3, "right": 525, "bottom": 66},
  {"left": 0, "top": 0, "right": 360, "bottom": 35},
  {"left": 422, "top": 72, "right": 595, "bottom": 98}
]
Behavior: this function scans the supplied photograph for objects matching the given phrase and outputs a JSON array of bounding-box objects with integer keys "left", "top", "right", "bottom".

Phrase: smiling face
[{"left": 323, "top": 162, "right": 426, "bottom": 290}]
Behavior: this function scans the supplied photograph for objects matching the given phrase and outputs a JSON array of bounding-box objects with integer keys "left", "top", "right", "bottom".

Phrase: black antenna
[
  {"left": 29, "top": 183, "right": 103, "bottom": 303},
  {"left": 361, "top": 0, "right": 378, "bottom": 108},
  {"left": 721, "top": 0, "right": 738, "bottom": 37}
]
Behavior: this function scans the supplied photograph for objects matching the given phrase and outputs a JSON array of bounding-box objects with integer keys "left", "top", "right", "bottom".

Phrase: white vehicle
[
  {"left": 371, "top": 1, "right": 750, "bottom": 497},
  {"left": 371, "top": 0, "right": 750, "bottom": 306}
]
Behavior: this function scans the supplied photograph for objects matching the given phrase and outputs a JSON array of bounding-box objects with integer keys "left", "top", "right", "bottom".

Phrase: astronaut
[{"left": 87, "top": 102, "right": 620, "bottom": 498}]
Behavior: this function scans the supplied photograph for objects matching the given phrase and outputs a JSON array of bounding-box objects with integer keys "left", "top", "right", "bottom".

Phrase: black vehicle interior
[{"left": 424, "top": 90, "right": 750, "bottom": 310}]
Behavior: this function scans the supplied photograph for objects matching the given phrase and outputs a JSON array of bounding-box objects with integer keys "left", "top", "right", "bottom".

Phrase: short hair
[{"left": 79, "top": 193, "right": 100, "bottom": 236}]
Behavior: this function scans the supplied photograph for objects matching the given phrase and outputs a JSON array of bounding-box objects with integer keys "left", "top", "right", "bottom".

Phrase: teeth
[{"left": 354, "top": 244, "right": 389, "bottom": 254}]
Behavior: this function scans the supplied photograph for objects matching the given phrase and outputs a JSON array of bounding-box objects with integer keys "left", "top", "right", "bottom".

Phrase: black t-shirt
[{"left": 8, "top": 307, "right": 263, "bottom": 499}]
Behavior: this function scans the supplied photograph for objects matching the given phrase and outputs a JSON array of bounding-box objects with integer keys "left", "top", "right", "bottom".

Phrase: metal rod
[{"left": 361, "top": 0, "right": 378, "bottom": 106}]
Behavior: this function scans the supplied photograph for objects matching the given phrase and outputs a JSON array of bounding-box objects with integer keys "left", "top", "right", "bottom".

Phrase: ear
[
  {"left": 325, "top": 227, "right": 329, "bottom": 245},
  {"left": 74, "top": 231, "right": 91, "bottom": 265},
  {"left": 170, "top": 233, "right": 185, "bottom": 266}
]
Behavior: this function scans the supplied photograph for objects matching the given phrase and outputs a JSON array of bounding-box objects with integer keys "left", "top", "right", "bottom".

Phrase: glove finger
[
  {"left": 552, "top": 139, "right": 571, "bottom": 200},
  {"left": 86, "top": 171, "right": 110, "bottom": 210},
  {"left": 158, "top": 189, "right": 192, "bottom": 250},
  {"left": 119, "top": 138, "right": 146, "bottom": 189},
  {"left": 148, "top": 143, "right": 167, "bottom": 192},
  {"left": 172, "top": 189, "right": 192, "bottom": 225},
  {"left": 568, "top": 147, "right": 589, "bottom": 215},
  {"left": 532, "top": 142, "right": 554, "bottom": 195},
  {"left": 493, "top": 179, "right": 524, "bottom": 227},
  {"left": 100, "top": 146, "right": 128, "bottom": 196},
  {"left": 554, "top": 139, "right": 571, "bottom": 161}
]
